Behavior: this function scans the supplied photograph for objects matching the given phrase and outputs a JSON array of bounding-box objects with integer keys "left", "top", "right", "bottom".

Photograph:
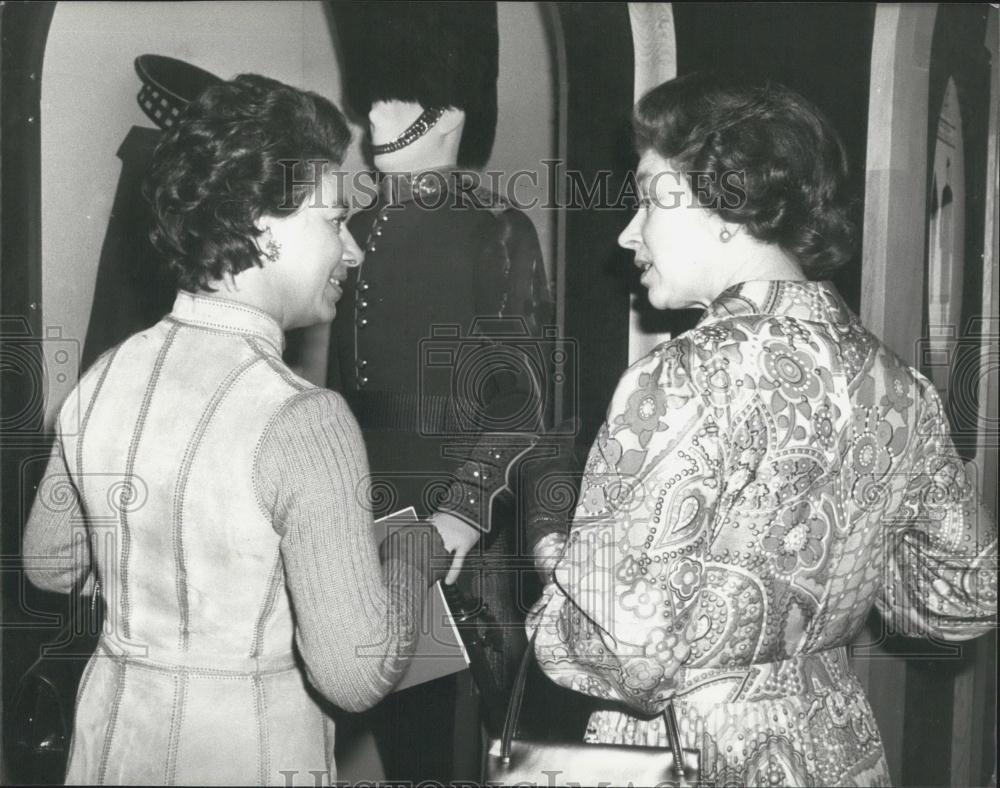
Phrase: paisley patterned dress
[{"left": 527, "top": 280, "right": 997, "bottom": 787}]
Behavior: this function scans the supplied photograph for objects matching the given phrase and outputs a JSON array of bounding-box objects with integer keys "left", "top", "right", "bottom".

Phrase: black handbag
[
  {"left": 5, "top": 584, "right": 102, "bottom": 784},
  {"left": 483, "top": 631, "right": 702, "bottom": 787}
]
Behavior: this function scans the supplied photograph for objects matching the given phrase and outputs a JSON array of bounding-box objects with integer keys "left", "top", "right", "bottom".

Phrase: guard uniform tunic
[
  {"left": 327, "top": 170, "right": 553, "bottom": 780},
  {"left": 329, "top": 170, "right": 553, "bottom": 529}
]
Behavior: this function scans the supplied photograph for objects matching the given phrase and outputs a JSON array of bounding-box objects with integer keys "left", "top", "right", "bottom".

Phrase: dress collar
[
  {"left": 169, "top": 291, "right": 285, "bottom": 355},
  {"left": 697, "top": 280, "right": 854, "bottom": 327}
]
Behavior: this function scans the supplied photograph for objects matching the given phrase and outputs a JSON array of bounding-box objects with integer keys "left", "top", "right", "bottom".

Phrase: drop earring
[
  {"left": 719, "top": 227, "right": 734, "bottom": 243},
  {"left": 262, "top": 229, "right": 281, "bottom": 263}
]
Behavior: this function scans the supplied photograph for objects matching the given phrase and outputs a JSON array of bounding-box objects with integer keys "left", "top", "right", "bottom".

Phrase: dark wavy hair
[
  {"left": 145, "top": 74, "right": 351, "bottom": 291},
  {"left": 633, "top": 72, "right": 857, "bottom": 277}
]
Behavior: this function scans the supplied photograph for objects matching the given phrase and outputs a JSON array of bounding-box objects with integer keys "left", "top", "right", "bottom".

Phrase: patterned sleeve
[
  {"left": 527, "top": 339, "right": 721, "bottom": 715},
  {"left": 876, "top": 380, "right": 998, "bottom": 640},
  {"left": 437, "top": 206, "right": 555, "bottom": 531}
]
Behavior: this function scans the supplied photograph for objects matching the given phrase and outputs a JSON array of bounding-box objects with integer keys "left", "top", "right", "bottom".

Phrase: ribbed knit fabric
[{"left": 255, "top": 388, "right": 447, "bottom": 711}]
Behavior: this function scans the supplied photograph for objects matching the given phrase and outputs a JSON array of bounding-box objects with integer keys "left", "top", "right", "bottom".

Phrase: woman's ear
[
  {"left": 253, "top": 214, "right": 283, "bottom": 266},
  {"left": 254, "top": 213, "right": 274, "bottom": 236}
]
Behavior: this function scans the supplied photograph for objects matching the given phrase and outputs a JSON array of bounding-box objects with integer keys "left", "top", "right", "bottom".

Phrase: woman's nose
[
  {"left": 341, "top": 227, "right": 364, "bottom": 268},
  {"left": 618, "top": 211, "right": 642, "bottom": 251}
]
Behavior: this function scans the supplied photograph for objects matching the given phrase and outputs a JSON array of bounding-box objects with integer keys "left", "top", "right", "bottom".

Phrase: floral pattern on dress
[
  {"left": 527, "top": 280, "right": 997, "bottom": 787},
  {"left": 617, "top": 368, "right": 672, "bottom": 447},
  {"left": 762, "top": 500, "right": 830, "bottom": 574}
]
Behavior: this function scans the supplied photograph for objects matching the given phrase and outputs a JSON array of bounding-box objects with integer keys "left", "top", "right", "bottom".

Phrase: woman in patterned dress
[{"left": 525, "top": 73, "right": 997, "bottom": 787}]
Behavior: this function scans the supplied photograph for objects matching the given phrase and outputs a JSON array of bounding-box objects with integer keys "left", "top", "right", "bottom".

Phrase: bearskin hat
[{"left": 330, "top": 1, "right": 499, "bottom": 169}]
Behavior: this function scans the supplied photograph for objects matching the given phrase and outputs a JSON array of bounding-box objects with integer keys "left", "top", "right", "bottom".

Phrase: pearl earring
[{"left": 719, "top": 228, "right": 734, "bottom": 243}]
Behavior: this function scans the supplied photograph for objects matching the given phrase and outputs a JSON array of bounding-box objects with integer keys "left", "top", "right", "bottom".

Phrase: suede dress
[{"left": 24, "top": 292, "right": 433, "bottom": 785}]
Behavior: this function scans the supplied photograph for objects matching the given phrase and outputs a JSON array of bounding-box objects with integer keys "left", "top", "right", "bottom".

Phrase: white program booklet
[{"left": 373, "top": 507, "right": 470, "bottom": 692}]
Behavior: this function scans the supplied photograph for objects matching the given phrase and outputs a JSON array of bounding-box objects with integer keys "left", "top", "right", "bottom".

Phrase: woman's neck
[
  {"left": 719, "top": 243, "right": 807, "bottom": 295},
  {"left": 199, "top": 269, "right": 285, "bottom": 327}
]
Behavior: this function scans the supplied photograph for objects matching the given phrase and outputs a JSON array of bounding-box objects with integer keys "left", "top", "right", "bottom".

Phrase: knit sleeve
[
  {"left": 22, "top": 431, "right": 93, "bottom": 595},
  {"left": 255, "top": 388, "right": 446, "bottom": 712}
]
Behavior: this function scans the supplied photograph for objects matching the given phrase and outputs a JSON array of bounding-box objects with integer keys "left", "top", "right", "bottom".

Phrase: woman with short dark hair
[
  {"left": 146, "top": 73, "right": 353, "bottom": 293},
  {"left": 23, "top": 73, "right": 448, "bottom": 785},
  {"left": 526, "top": 73, "right": 996, "bottom": 787},
  {"left": 630, "top": 72, "right": 857, "bottom": 279}
]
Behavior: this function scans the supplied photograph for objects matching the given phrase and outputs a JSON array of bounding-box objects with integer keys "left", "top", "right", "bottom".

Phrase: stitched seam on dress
[
  {"left": 75, "top": 345, "right": 121, "bottom": 480},
  {"left": 164, "top": 315, "right": 283, "bottom": 357},
  {"left": 178, "top": 293, "right": 281, "bottom": 320},
  {"left": 96, "top": 659, "right": 128, "bottom": 785},
  {"left": 97, "top": 642, "right": 297, "bottom": 677},
  {"left": 246, "top": 337, "right": 309, "bottom": 389},
  {"left": 173, "top": 355, "right": 265, "bottom": 650},
  {"left": 249, "top": 353, "right": 312, "bottom": 526},
  {"left": 121, "top": 324, "right": 179, "bottom": 639},
  {"left": 253, "top": 675, "right": 269, "bottom": 786},
  {"left": 250, "top": 553, "right": 284, "bottom": 659},
  {"left": 164, "top": 672, "right": 187, "bottom": 785},
  {"left": 128, "top": 662, "right": 272, "bottom": 678}
]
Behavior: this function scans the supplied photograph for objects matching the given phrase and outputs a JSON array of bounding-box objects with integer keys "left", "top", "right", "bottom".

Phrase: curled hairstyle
[
  {"left": 633, "top": 72, "right": 857, "bottom": 276},
  {"left": 145, "top": 74, "right": 351, "bottom": 291}
]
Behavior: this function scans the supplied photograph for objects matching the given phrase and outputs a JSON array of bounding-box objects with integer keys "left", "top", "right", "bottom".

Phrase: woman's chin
[
  {"left": 318, "top": 304, "right": 338, "bottom": 324},
  {"left": 646, "top": 288, "right": 672, "bottom": 311},
  {"left": 316, "top": 292, "right": 341, "bottom": 323}
]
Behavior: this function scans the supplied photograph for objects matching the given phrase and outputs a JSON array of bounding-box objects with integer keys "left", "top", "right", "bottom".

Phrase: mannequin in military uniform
[{"left": 326, "top": 2, "right": 553, "bottom": 781}]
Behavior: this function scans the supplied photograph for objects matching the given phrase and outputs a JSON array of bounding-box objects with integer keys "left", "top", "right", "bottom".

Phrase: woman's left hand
[{"left": 430, "top": 512, "right": 481, "bottom": 585}]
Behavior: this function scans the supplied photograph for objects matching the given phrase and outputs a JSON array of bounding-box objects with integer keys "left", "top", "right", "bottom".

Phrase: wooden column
[{"left": 859, "top": 6, "right": 938, "bottom": 784}]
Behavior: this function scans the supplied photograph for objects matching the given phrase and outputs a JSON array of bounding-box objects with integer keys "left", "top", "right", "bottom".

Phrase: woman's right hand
[
  {"left": 430, "top": 512, "right": 480, "bottom": 585},
  {"left": 379, "top": 523, "right": 450, "bottom": 586}
]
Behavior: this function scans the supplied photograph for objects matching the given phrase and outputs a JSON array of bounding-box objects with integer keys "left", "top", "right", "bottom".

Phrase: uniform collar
[
  {"left": 698, "top": 280, "right": 854, "bottom": 327},
  {"left": 169, "top": 291, "right": 285, "bottom": 355},
  {"left": 378, "top": 167, "right": 468, "bottom": 206}
]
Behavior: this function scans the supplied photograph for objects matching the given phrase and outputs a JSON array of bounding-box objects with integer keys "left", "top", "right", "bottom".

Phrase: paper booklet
[{"left": 374, "top": 507, "right": 469, "bottom": 692}]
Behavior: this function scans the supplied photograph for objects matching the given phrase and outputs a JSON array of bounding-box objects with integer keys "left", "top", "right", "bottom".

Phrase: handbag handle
[
  {"left": 498, "top": 631, "right": 536, "bottom": 759},
  {"left": 502, "top": 631, "right": 687, "bottom": 774}
]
